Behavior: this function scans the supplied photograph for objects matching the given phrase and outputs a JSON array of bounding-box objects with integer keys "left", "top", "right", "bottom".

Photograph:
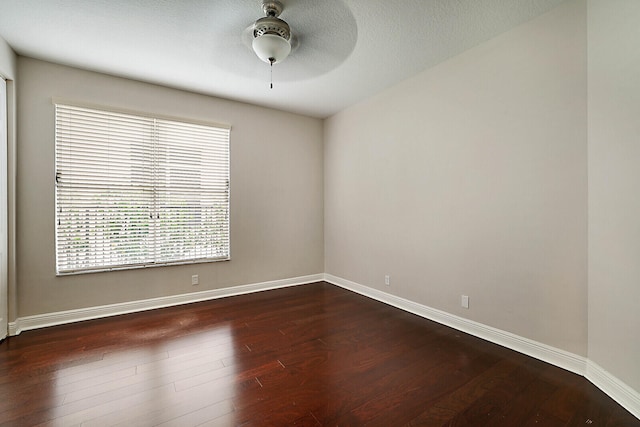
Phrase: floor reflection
[{"left": 51, "top": 322, "right": 236, "bottom": 425}]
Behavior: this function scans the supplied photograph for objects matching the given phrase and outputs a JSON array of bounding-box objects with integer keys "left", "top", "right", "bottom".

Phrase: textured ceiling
[{"left": 0, "top": 0, "right": 567, "bottom": 118}]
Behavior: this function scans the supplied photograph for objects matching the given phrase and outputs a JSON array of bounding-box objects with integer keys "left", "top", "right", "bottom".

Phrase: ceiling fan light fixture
[{"left": 252, "top": 33, "right": 291, "bottom": 64}]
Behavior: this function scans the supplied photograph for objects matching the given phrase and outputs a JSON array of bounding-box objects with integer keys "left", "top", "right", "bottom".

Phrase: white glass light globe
[{"left": 252, "top": 34, "right": 291, "bottom": 64}]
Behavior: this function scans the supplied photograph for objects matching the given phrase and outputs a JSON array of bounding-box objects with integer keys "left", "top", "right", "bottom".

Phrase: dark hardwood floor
[{"left": 0, "top": 282, "right": 637, "bottom": 426}]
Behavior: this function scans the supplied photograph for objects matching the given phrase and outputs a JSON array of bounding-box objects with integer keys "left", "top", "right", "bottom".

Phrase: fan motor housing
[{"left": 253, "top": 16, "right": 291, "bottom": 41}]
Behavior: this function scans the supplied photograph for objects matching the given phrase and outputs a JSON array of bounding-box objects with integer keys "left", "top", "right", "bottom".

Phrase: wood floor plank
[
  {"left": 154, "top": 399, "right": 235, "bottom": 427},
  {"left": 0, "top": 282, "right": 637, "bottom": 426}
]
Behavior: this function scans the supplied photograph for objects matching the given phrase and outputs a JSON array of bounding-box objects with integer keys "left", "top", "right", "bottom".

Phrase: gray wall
[
  {"left": 324, "top": 0, "right": 588, "bottom": 356},
  {"left": 16, "top": 58, "right": 324, "bottom": 316},
  {"left": 588, "top": 0, "right": 640, "bottom": 392}
]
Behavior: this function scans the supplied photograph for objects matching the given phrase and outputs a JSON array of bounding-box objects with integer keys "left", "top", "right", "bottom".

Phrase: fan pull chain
[{"left": 269, "top": 57, "right": 274, "bottom": 89}]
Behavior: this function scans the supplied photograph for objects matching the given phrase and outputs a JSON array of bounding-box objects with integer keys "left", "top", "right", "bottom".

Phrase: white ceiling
[{"left": 0, "top": 0, "right": 567, "bottom": 118}]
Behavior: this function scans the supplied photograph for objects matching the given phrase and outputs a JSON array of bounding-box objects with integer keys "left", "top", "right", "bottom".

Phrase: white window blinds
[{"left": 55, "top": 103, "right": 230, "bottom": 274}]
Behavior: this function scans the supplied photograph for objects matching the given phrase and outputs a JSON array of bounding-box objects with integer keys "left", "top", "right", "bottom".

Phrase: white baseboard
[
  {"left": 323, "top": 273, "right": 639, "bottom": 420},
  {"left": 587, "top": 360, "right": 640, "bottom": 419},
  {"left": 8, "top": 273, "right": 324, "bottom": 336},
  {"left": 7, "top": 322, "right": 18, "bottom": 336}
]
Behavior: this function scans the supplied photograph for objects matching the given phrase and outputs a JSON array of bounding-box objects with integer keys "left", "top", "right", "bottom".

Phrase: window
[{"left": 55, "top": 103, "right": 230, "bottom": 274}]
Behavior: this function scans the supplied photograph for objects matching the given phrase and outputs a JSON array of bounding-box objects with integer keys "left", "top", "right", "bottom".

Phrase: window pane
[{"left": 155, "top": 119, "right": 230, "bottom": 263}]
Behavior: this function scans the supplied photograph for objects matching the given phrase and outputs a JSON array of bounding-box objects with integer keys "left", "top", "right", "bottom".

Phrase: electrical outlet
[
  {"left": 461, "top": 295, "right": 469, "bottom": 309},
  {"left": 385, "top": 275, "right": 390, "bottom": 286},
  {"left": 191, "top": 274, "right": 199, "bottom": 286}
]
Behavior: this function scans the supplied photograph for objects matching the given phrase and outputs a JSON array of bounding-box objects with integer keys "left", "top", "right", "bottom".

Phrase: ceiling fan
[
  {"left": 250, "top": 1, "right": 293, "bottom": 88},
  {"left": 211, "top": 0, "right": 357, "bottom": 86},
  {"left": 251, "top": 1, "right": 292, "bottom": 67}
]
